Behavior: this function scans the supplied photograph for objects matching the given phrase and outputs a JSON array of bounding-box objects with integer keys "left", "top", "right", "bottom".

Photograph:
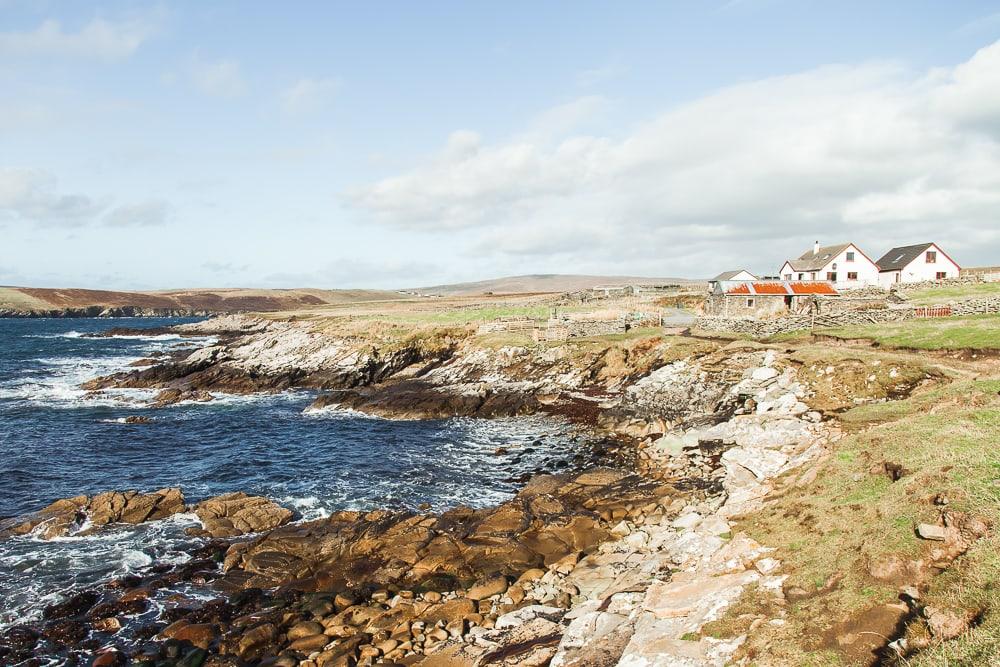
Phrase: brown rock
[
  {"left": 91, "top": 617, "right": 122, "bottom": 634},
  {"left": 91, "top": 650, "right": 126, "bottom": 667},
  {"left": 467, "top": 575, "right": 508, "bottom": 601},
  {"left": 172, "top": 623, "right": 218, "bottom": 650},
  {"left": 238, "top": 622, "right": 277, "bottom": 658},
  {"left": 288, "top": 620, "right": 325, "bottom": 640},
  {"left": 288, "top": 633, "right": 331, "bottom": 652},
  {"left": 194, "top": 493, "right": 294, "bottom": 538},
  {"left": 924, "top": 606, "right": 970, "bottom": 640}
]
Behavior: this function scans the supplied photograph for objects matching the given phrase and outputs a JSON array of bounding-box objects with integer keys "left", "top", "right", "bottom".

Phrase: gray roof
[
  {"left": 875, "top": 243, "right": 934, "bottom": 272},
  {"left": 784, "top": 243, "right": 852, "bottom": 272},
  {"left": 710, "top": 269, "right": 755, "bottom": 281}
]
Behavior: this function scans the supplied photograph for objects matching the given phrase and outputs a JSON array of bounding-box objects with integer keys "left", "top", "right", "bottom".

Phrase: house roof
[
  {"left": 784, "top": 243, "right": 853, "bottom": 272},
  {"left": 721, "top": 281, "right": 839, "bottom": 296},
  {"left": 710, "top": 269, "right": 756, "bottom": 281},
  {"left": 874, "top": 243, "right": 937, "bottom": 272}
]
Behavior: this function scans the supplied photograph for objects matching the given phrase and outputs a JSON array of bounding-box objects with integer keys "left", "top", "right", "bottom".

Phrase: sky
[{"left": 2, "top": 1, "right": 1000, "bottom": 290}]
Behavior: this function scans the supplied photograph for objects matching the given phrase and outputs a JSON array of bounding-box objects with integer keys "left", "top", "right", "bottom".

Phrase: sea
[{"left": 0, "top": 317, "right": 587, "bottom": 629}]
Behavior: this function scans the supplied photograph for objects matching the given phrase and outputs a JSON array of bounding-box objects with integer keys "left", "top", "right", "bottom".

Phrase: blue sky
[{"left": 2, "top": 1, "right": 1000, "bottom": 289}]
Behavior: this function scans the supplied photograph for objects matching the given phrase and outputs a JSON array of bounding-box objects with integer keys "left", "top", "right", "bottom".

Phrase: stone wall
[
  {"left": 961, "top": 266, "right": 1000, "bottom": 282},
  {"left": 892, "top": 276, "right": 983, "bottom": 296},
  {"left": 951, "top": 296, "right": 1000, "bottom": 315},
  {"left": 693, "top": 303, "right": 991, "bottom": 338}
]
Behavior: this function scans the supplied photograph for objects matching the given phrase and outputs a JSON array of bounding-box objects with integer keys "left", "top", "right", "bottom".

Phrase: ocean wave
[{"left": 302, "top": 403, "right": 385, "bottom": 419}]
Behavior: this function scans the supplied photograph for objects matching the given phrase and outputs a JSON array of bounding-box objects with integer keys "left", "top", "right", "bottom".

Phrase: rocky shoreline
[
  {"left": 0, "top": 307, "right": 222, "bottom": 319},
  {"left": 1, "top": 314, "right": 941, "bottom": 666}
]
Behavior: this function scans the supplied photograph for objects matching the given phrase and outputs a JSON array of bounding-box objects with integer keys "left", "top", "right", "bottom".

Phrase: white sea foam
[{"left": 302, "top": 404, "right": 385, "bottom": 419}]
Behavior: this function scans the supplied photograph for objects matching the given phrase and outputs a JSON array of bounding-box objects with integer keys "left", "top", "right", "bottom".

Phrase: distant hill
[
  {"left": 412, "top": 274, "right": 699, "bottom": 296},
  {"left": 0, "top": 286, "right": 409, "bottom": 316}
]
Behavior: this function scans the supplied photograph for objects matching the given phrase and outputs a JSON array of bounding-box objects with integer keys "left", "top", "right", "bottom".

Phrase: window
[
  {"left": 926, "top": 251, "right": 937, "bottom": 263},
  {"left": 810, "top": 272, "right": 817, "bottom": 280},
  {"left": 847, "top": 272, "right": 858, "bottom": 280},
  {"left": 827, "top": 272, "right": 838, "bottom": 282},
  {"left": 746, "top": 298, "right": 755, "bottom": 308},
  {"left": 936, "top": 272, "right": 947, "bottom": 280},
  {"left": 798, "top": 273, "right": 804, "bottom": 280},
  {"left": 784, "top": 274, "right": 792, "bottom": 280},
  {"left": 846, "top": 251, "right": 855, "bottom": 262}
]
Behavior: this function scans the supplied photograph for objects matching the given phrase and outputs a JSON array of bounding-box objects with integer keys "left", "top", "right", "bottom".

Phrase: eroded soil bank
[{"left": 4, "top": 314, "right": 981, "bottom": 667}]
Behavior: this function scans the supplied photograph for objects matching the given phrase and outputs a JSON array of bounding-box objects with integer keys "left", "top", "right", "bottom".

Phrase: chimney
[{"left": 813, "top": 241, "right": 820, "bottom": 255}]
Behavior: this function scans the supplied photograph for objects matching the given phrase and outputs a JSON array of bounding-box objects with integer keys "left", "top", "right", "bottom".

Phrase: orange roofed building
[{"left": 705, "top": 280, "right": 839, "bottom": 317}]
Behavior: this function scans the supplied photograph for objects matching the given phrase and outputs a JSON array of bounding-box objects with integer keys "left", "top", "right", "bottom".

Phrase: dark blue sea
[{"left": 0, "top": 318, "right": 584, "bottom": 627}]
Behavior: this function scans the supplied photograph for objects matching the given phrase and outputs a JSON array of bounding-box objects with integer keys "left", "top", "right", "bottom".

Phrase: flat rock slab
[{"left": 643, "top": 571, "right": 759, "bottom": 620}]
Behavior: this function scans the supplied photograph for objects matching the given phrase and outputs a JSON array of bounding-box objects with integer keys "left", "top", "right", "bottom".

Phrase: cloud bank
[
  {"left": 0, "top": 15, "right": 158, "bottom": 61},
  {"left": 348, "top": 41, "right": 1000, "bottom": 275},
  {"left": 0, "top": 168, "right": 172, "bottom": 229}
]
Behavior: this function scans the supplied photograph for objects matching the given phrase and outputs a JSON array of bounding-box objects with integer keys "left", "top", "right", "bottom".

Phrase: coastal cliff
[{"left": 3, "top": 312, "right": 995, "bottom": 667}]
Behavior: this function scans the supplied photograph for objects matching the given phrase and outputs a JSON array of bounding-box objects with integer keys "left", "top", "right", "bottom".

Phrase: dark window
[
  {"left": 846, "top": 251, "right": 855, "bottom": 261},
  {"left": 746, "top": 298, "right": 755, "bottom": 307},
  {"left": 936, "top": 272, "right": 947, "bottom": 280},
  {"left": 827, "top": 272, "right": 837, "bottom": 282},
  {"left": 798, "top": 273, "right": 804, "bottom": 280},
  {"left": 847, "top": 272, "right": 858, "bottom": 280},
  {"left": 926, "top": 251, "right": 937, "bottom": 263}
]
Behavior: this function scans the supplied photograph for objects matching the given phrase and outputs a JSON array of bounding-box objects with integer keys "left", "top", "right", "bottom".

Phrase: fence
[
  {"left": 961, "top": 266, "right": 1000, "bottom": 282},
  {"left": 912, "top": 306, "right": 952, "bottom": 318}
]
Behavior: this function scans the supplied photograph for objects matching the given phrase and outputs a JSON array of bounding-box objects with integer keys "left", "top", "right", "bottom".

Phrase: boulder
[{"left": 194, "top": 493, "right": 294, "bottom": 537}]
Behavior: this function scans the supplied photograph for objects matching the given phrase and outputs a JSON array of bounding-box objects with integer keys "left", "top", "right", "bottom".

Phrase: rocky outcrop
[
  {"left": 0, "top": 488, "right": 186, "bottom": 540},
  {"left": 0, "top": 306, "right": 219, "bottom": 318},
  {"left": 192, "top": 492, "right": 295, "bottom": 538},
  {"left": 0, "top": 489, "right": 293, "bottom": 541}
]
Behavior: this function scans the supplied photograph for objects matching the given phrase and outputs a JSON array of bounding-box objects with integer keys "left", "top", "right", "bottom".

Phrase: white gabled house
[
  {"left": 778, "top": 242, "right": 880, "bottom": 289},
  {"left": 875, "top": 243, "right": 961, "bottom": 288}
]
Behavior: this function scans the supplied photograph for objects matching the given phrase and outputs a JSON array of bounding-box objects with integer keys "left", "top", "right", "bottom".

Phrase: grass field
[
  {"left": 811, "top": 314, "right": 1000, "bottom": 350},
  {"left": 905, "top": 282, "right": 1000, "bottom": 306},
  {"left": 0, "top": 287, "right": 51, "bottom": 311},
  {"left": 705, "top": 375, "right": 1000, "bottom": 665}
]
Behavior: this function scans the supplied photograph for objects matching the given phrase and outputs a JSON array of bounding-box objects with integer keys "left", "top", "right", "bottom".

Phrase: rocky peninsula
[{"left": 2, "top": 310, "right": 991, "bottom": 667}]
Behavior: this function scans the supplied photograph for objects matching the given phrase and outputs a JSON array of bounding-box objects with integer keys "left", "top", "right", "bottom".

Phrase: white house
[
  {"left": 875, "top": 243, "right": 961, "bottom": 288},
  {"left": 779, "top": 242, "right": 880, "bottom": 289},
  {"left": 708, "top": 269, "right": 757, "bottom": 292}
]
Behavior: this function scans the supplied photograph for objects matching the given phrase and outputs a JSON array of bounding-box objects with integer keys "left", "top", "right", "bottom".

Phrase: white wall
[
  {"left": 896, "top": 244, "right": 961, "bottom": 283},
  {"left": 779, "top": 244, "right": 879, "bottom": 288}
]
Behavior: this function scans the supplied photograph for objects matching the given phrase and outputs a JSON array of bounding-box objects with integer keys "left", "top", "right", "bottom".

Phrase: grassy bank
[
  {"left": 704, "top": 361, "right": 1000, "bottom": 665},
  {"left": 905, "top": 282, "right": 1000, "bottom": 306},
  {"left": 805, "top": 314, "right": 1000, "bottom": 351}
]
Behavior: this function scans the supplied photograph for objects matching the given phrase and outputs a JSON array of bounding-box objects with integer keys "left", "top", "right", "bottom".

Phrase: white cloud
[
  {"left": 347, "top": 41, "right": 1000, "bottom": 274},
  {"left": 0, "top": 168, "right": 107, "bottom": 226},
  {"left": 0, "top": 15, "right": 157, "bottom": 61},
  {"left": 0, "top": 168, "right": 174, "bottom": 229},
  {"left": 191, "top": 56, "right": 246, "bottom": 98},
  {"left": 279, "top": 77, "right": 339, "bottom": 115},
  {"left": 103, "top": 200, "right": 173, "bottom": 227}
]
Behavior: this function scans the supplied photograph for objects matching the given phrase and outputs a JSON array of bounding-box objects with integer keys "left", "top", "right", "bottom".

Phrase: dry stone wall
[{"left": 693, "top": 303, "right": 998, "bottom": 338}]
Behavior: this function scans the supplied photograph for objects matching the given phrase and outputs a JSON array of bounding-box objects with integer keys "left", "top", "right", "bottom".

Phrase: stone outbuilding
[
  {"left": 705, "top": 281, "right": 839, "bottom": 317},
  {"left": 707, "top": 269, "right": 757, "bottom": 292}
]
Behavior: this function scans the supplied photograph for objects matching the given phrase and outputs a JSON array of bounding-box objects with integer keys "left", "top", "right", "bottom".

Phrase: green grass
[
  {"left": 813, "top": 314, "right": 1000, "bottom": 350},
  {"left": 710, "top": 378, "right": 1000, "bottom": 665},
  {"left": 385, "top": 305, "right": 552, "bottom": 325},
  {"left": 905, "top": 282, "right": 1000, "bottom": 306}
]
